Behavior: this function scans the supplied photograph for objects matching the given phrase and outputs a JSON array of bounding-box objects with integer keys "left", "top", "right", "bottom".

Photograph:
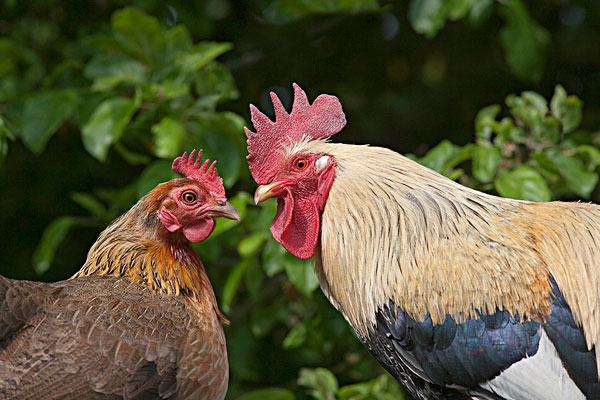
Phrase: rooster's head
[{"left": 245, "top": 83, "right": 346, "bottom": 259}]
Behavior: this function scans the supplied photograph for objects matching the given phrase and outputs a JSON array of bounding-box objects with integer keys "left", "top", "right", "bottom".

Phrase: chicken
[
  {"left": 246, "top": 84, "right": 600, "bottom": 400},
  {"left": 0, "top": 149, "right": 239, "bottom": 400}
]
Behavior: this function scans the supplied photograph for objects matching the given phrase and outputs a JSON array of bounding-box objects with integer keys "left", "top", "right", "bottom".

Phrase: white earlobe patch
[{"left": 315, "top": 156, "right": 330, "bottom": 173}]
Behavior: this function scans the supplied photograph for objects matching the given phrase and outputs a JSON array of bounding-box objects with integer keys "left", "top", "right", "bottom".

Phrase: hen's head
[
  {"left": 155, "top": 149, "right": 240, "bottom": 243},
  {"left": 245, "top": 83, "right": 346, "bottom": 259}
]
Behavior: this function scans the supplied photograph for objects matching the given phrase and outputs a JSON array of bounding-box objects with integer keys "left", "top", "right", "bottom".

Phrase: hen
[
  {"left": 246, "top": 84, "right": 600, "bottom": 399},
  {"left": 0, "top": 149, "right": 239, "bottom": 400}
]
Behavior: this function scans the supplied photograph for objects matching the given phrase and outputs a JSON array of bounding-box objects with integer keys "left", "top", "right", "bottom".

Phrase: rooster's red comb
[
  {"left": 245, "top": 83, "right": 346, "bottom": 185},
  {"left": 172, "top": 149, "right": 226, "bottom": 199}
]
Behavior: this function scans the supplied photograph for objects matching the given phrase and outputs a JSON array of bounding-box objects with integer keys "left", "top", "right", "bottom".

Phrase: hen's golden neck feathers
[{"left": 73, "top": 182, "right": 227, "bottom": 323}]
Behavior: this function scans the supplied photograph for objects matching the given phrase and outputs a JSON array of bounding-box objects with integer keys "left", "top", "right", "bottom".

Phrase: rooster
[
  {"left": 246, "top": 84, "right": 600, "bottom": 399},
  {"left": 0, "top": 150, "right": 239, "bottom": 400}
]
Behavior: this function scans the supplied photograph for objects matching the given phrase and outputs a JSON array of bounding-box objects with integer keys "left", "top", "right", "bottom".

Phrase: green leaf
[
  {"left": 238, "top": 232, "right": 265, "bottom": 258},
  {"left": 262, "top": 238, "right": 286, "bottom": 277},
  {"left": 446, "top": 0, "right": 475, "bottom": 20},
  {"left": 494, "top": 167, "right": 551, "bottom": 201},
  {"left": 263, "top": 0, "right": 380, "bottom": 25},
  {"left": 576, "top": 144, "right": 600, "bottom": 169},
  {"left": 499, "top": 0, "right": 549, "bottom": 82},
  {"left": 550, "top": 85, "right": 583, "bottom": 134},
  {"left": 32, "top": 216, "right": 78, "bottom": 274},
  {"left": 475, "top": 104, "right": 501, "bottom": 141},
  {"left": 70, "top": 192, "right": 106, "bottom": 218},
  {"left": 81, "top": 91, "right": 141, "bottom": 161},
  {"left": 84, "top": 54, "right": 146, "bottom": 91},
  {"left": 20, "top": 89, "right": 77, "bottom": 154},
  {"left": 149, "top": 80, "right": 189, "bottom": 100},
  {"left": 468, "top": 0, "right": 494, "bottom": 25},
  {"left": 285, "top": 257, "right": 319, "bottom": 296},
  {"left": 135, "top": 160, "right": 178, "bottom": 198},
  {"left": 111, "top": 7, "right": 164, "bottom": 67},
  {"left": 339, "top": 374, "right": 406, "bottom": 400},
  {"left": 235, "top": 388, "right": 295, "bottom": 400},
  {"left": 0, "top": 115, "right": 14, "bottom": 166},
  {"left": 194, "top": 62, "right": 239, "bottom": 105},
  {"left": 418, "top": 140, "right": 472, "bottom": 175},
  {"left": 298, "top": 368, "right": 339, "bottom": 400},
  {"left": 408, "top": 0, "right": 446, "bottom": 38},
  {"left": 151, "top": 117, "right": 187, "bottom": 158},
  {"left": 472, "top": 145, "right": 500, "bottom": 183},
  {"left": 521, "top": 90, "right": 548, "bottom": 113},
  {"left": 176, "top": 42, "right": 232, "bottom": 74},
  {"left": 222, "top": 259, "right": 251, "bottom": 313},
  {"left": 283, "top": 321, "right": 308, "bottom": 349},
  {"left": 163, "top": 25, "right": 193, "bottom": 60},
  {"left": 544, "top": 148, "right": 598, "bottom": 198},
  {"left": 114, "top": 142, "right": 152, "bottom": 165},
  {"left": 541, "top": 116, "right": 561, "bottom": 144},
  {"left": 507, "top": 91, "right": 547, "bottom": 138}
]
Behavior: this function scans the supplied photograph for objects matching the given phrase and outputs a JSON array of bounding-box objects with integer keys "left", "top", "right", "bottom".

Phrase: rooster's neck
[{"left": 311, "top": 142, "right": 555, "bottom": 337}]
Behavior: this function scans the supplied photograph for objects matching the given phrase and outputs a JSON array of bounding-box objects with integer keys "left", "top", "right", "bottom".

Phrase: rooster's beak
[
  {"left": 210, "top": 202, "right": 240, "bottom": 221},
  {"left": 254, "top": 181, "right": 287, "bottom": 205}
]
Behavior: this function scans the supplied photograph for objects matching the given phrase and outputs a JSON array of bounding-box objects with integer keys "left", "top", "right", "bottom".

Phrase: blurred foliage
[
  {"left": 0, "top": 1, "right": 599, "bottom": 400},
  {"left": 412, "top": 85, "right": 599, "bottom": 203}
]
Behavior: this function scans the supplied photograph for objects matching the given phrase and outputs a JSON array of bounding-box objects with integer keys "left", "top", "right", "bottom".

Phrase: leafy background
[{"left": 1, "top": 1, "right": 599, "bottom": 399}]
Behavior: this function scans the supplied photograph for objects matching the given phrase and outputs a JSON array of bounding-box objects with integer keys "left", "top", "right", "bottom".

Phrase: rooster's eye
[
  {"left": 182, "top": 191, "right": 197, "bottom": 204},
  {"left": 295, "top": 159, "right": 308, "bottom": 170}
]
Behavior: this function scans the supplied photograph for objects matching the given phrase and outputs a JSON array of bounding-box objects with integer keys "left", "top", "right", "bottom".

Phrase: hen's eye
[
  {"left": 182, "top": 191, "right": 197, "bottom": 204},
  {"left": 295, "top": 159, "right": 308, "bottom": 170}
]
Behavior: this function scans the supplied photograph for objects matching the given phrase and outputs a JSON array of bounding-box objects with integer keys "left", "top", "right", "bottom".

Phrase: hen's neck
[{"left": 74, "top": 193, "right": 222, "bottom": 315}]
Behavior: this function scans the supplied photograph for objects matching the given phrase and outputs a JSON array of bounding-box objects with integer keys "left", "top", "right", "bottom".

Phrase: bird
[
  {"left": 245, "top": 83, "right": 600, "bottom": 399},
  {"left": 0, "top": 149, "right": 239, "bottom": 400}
]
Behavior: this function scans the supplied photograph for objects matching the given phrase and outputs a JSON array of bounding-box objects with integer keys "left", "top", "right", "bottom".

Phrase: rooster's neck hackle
[
  {"left": 73, "top": 186, "right": 227, "bottom": 323},
  {"left": 305, "top": 142, "right": 600, "bottom": 360}
]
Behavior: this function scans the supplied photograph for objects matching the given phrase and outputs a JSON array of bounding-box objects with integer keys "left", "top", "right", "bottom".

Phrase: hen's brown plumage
[{"left": 0, "top": 151, "right": 237, "bottom": 400}]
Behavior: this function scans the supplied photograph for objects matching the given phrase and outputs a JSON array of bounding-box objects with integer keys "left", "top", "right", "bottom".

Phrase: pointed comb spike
[
  {"left": 208, "top": 160, "right": 218, "bottom": 177},
  {"left": 291, "top": 83, "right": 310, "bottom": 115},
  {"left": 172, "top": 149, "right": 226, "bottom": 199},
  {"left": 249, "top": 104, "right": 273, "bottom": 130},
  {"left": 194, "top": 149, "right": 203, "bottom": 168},
  {"left": 245, "top": 83, "right": 347, "bottom": 185}
]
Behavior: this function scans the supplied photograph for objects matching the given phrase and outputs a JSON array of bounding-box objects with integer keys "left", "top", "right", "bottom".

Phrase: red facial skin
[
  {"left": 265, "top": 154, "right": 336, "bottom": 260},
  {"left": 157, "top": 184, "right": 222, "bottom": 243}
]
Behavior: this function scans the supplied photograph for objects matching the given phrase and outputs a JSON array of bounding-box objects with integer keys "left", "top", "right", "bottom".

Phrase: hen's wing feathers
[
  {"left": 0, "top": 275, "right": 197, "bottom": 399},
  {"left": 0, "top": 274, "right": 49, "bottom": 340}
]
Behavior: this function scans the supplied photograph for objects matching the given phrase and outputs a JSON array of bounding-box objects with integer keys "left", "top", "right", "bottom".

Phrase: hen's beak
[
  {"left": 254, "top": 181, "right": 287, "bottom": 205},
  {"left": 209, "top": 202, "right": 240, "bottom": 221}
]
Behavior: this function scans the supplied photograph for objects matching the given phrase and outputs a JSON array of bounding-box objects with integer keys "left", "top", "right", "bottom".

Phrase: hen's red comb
[
  {"left": 172, "top": 149, "right": 226, "bottom": 199},
  {"left": 245, "top": 83, "right": 346, "bottom": 185}
]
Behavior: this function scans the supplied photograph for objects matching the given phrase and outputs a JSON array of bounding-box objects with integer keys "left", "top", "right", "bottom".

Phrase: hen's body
[
  {"left": 0, "top": 152, "right": 234, "bottom": 400},
  {"left": 0, "top": 276, "right": 226, "bottom": 400}
]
